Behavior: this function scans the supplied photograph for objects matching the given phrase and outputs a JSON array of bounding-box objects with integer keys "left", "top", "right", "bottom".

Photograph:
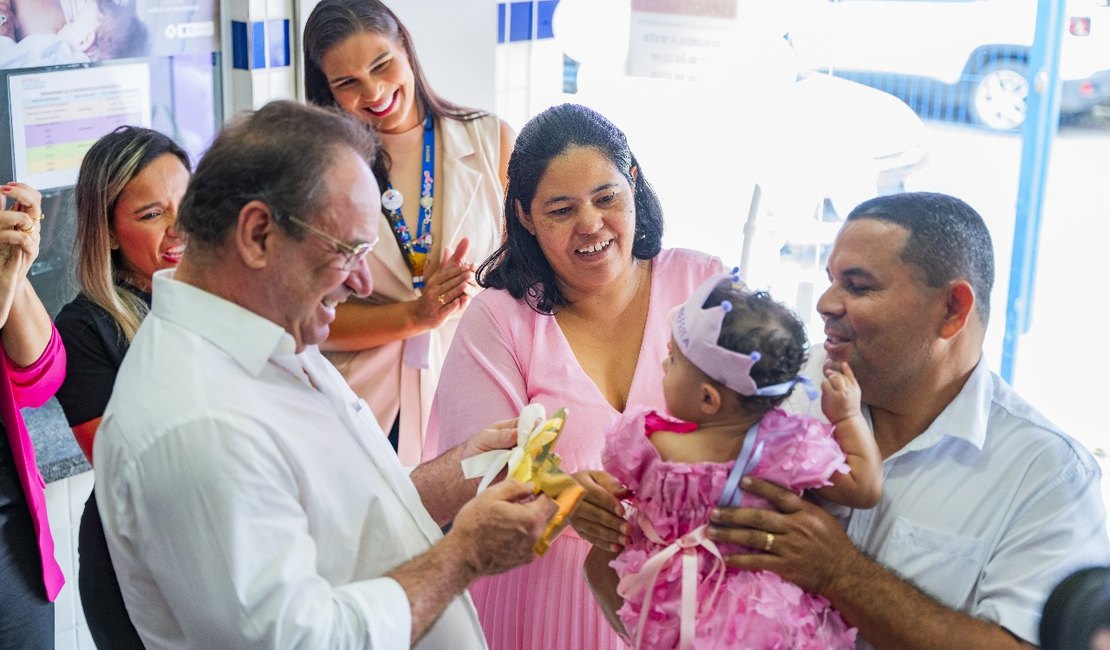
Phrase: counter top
[{"left": 24, "top": 397, "right": 89, "bottom": 483}]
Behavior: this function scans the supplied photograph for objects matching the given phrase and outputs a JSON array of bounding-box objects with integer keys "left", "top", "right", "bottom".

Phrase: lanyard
[{"left": 382, "top": 113, "right": 435, "bottom": 289}]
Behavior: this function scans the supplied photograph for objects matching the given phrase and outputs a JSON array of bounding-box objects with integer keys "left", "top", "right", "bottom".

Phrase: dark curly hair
[
  {"left": 477, "top": 104, "right": 665, "bottom": 313},
  {"left": 703, "top": 282, "right": 808, "bottom": 413}
]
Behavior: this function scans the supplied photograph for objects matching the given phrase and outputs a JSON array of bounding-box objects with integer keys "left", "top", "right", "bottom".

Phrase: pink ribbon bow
[{"left": 617, "top": 518, "right": 727, "bottom": 649}]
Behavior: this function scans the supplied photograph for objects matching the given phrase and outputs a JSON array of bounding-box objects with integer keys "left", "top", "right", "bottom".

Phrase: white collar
[
  {"left": 884, "top": 357, "right": 991, "bottom": 460},
  {"left": 150, "top": 269, "right": 300, "bottom": 378}
]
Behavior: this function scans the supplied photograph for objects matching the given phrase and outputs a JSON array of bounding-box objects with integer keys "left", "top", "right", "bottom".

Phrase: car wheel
[{"left": 971, "top": 60, "right": 1029, "bottom": 131}]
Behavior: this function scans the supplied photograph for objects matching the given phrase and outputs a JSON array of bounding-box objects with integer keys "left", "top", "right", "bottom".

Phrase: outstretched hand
[
  {"left": 414, "top": 238, "right": 475, "bottom": 328},
  {"left": 707, "top": 476, "right": 861, "bottom": 596},
  {"left": 569, "top": 470, "right": 631, "bottom": 551},
  {"left": 459, "top": 417, "right": 518, "bottom": 460}
]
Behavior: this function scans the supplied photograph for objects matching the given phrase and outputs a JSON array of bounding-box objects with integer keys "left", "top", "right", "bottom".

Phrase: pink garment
[
  {"left": 428, "top": 248, "right": 723, "bottom": 650},
  {"left": 603, "top": 406, "right": 856, "bottom": 649},
  {"left": 2, "top": 326, "right": 66, "bottom": 601}
]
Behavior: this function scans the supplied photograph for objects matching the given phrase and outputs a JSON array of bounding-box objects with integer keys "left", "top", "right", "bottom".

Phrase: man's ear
[
  {"left": 235, "top": 200, "right": 277, "bottom": 270},
  {"left": 939, "top": 280, "right": 975, "bottom": 339},
  {"left": 514, "top": 199, "right": 535, "bottom": 235},
  {"left": 701, "top": 381, "right": 723, "bottom": 416}
]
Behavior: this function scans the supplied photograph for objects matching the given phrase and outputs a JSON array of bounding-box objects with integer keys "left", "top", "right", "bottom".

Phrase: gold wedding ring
[
  {"left": 763, "top": 532, "right": 775, "bottom": 552},
  {"left": 18, "top": 213, "right": 43, "bottom": 233},
  {"left": 438, "top": 293, "right": 446, "bottom": 304}
]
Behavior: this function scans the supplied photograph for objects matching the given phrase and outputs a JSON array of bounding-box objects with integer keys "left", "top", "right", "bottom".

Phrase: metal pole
[{"left": 1002, "top": 0, "right": 1066, "bottom": 384}]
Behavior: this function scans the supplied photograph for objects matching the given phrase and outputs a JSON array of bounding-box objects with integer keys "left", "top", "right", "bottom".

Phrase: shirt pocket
[{"left": 876, "top": 516, "right": 988, "bottom": 608}]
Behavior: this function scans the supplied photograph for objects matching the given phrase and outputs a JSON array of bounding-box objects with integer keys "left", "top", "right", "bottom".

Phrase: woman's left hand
[{"left": 569, "top": 470, "right": 632, "bottom": 551}]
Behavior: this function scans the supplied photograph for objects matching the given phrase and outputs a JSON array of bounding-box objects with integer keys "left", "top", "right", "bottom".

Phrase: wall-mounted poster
[
  {"left": 627, "top": 0, "right": 739, "bottom": 83},
  {"left": 8, "top": 61, "right": 151, "bottom": 189},
  {"left": 0, "top": 0, "right": 217, "bottom": 70}
]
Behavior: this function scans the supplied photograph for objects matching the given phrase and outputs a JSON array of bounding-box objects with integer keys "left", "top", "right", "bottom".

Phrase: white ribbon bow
[{"left": 461, "top": 403, "right": 558, "bottom": 493}]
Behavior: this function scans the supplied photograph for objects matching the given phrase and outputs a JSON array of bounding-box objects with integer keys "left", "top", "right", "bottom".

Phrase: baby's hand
[{"left": 821, "top": 362, "right": 862, "bottom": 424}]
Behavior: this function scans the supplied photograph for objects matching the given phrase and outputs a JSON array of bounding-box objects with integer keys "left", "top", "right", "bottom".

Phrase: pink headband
[{"left": 671, "top": 271, "right": 815, "bottom": 399}]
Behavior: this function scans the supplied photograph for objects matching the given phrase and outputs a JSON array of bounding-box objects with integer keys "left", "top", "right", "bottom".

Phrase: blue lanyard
[{"left": 383, "top": 113, "right": 435, "bottom": 289}]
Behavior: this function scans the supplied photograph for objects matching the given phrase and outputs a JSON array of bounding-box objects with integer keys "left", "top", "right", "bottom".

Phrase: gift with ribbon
[{"left": 461, "top": 404, "right": 586, "bottom": 554}]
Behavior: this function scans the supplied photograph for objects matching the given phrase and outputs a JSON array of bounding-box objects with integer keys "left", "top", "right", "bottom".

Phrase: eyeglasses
[{"left": 286, "top": 214, "right": 373, "bottom": 271}]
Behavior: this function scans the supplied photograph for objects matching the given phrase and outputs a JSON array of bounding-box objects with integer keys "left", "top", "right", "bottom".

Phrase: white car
[{"left": 785, "top": 0, "right": 1110, "bottom": 131}]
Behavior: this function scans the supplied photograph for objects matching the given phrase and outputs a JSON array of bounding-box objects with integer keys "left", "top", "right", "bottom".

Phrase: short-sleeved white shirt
[{"left": 788, "top": 350, "right": 1110, "bottom": 645}]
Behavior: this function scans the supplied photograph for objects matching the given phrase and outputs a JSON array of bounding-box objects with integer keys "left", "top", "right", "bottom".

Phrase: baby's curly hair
[{"left": 703, "top": 283, "right": 808, "bottom": 413}]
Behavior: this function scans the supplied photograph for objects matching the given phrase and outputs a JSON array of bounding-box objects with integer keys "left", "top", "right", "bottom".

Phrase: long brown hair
[
  {"left": 73, "top": 127, "right": 190, "bottom": 341},
  {"left": 303, "top": 0, "right": 483, "bottom": 122}
]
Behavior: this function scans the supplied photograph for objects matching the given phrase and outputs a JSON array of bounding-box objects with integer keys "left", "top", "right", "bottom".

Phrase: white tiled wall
[{"left": 43, "top": 470, "right": 95, "bottom": 650}]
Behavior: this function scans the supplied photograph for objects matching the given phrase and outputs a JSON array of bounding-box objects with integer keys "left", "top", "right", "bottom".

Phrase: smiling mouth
[
  {"left": 575, "top": 239, "right": 613, "bottom": 257},
  {"left": 367, "top": 92, "right": 396, "bottom": 116},
  {"left": 321, "top": 290, "right": 351, "bottom": 311},
  {"left": 162, "top": 244, "right": 186, "bottom": 262}
]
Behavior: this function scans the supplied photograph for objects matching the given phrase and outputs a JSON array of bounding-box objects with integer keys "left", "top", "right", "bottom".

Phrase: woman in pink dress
[
  {"left": 0, "top": 181, "right": 66, "bottom": 646},
  {"left": 427, "top": 103, "right": 723, "bottom": 649}
]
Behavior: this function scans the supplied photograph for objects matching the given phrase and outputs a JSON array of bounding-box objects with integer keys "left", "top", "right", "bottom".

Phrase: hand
[
  {"left": 448, "top": 478, "right": 556, "bottom": 578},
  {"left": 569, "top": 470, "right": 631, "bottom": 551},
  {"left": 458, "top": 418, "right": 518, "bottom": 460},
  {"left": 707, "top": 476, "right": 860, "bottom": 595},
  {"left": 0, "top": 182, "right": 43, "bottom": 328},
  {"left": 821, "top": 361, "right": 862, "bottom": 425},
  {"left": 413, "top": 238, "right": 475, "bottom": 329}
]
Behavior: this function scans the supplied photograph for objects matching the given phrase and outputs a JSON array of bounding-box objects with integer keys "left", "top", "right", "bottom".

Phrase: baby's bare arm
[{"left": 815, "top": 362, "right": 882, "bottom": 508}]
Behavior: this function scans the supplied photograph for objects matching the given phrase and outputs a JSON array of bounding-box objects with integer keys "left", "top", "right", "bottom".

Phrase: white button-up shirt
[
  {"left": 95, "top": 270, "right": 486, "bottom": 649},
  {"left": 787, "top": 351, "right": 1110, "bottom": 645}
]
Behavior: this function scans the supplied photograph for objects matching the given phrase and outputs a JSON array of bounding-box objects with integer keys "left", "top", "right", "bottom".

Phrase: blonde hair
[{"left": 73, "top": 126, "right": 189, "bottom": 341}]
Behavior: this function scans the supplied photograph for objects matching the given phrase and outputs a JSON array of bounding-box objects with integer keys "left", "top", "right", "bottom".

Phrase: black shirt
[{"left": 54, "top": 288, "right": 151, "bottom": 427}]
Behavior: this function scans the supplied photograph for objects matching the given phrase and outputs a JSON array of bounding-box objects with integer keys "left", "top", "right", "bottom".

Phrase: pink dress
[
  {"left": 427, "top": 248, "right": 723, "bottom": 650},
  {"left": 603, "top": 407, "right": 857, "bottom": 650}
]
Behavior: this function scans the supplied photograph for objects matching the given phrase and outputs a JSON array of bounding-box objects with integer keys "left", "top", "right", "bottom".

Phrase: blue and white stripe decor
[
  {"left": 230, "top": 18, "right": 289, "bottom": 70},
  {"left": 497, "top": 1, "right": 559, "bottom": 43},
  {"left": 223, "top": 0, "right": 295, "bottom": 113}
]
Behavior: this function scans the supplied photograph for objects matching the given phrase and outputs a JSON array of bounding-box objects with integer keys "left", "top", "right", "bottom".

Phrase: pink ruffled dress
[{"left": 602, "top": 406, "right": 858, "bottom": 650}]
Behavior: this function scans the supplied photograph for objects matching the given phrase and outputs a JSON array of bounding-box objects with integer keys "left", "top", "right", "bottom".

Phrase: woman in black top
[{"left": 54, "top": 126, "right": 190, "bottom": 648}]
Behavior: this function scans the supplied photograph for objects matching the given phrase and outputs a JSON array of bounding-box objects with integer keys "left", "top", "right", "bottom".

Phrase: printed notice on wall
[
  {"left": 9, "top": 62, "right": 151, "bottom": 190},
  {"left": 627, "top": 0, "right": 739, "bottom": 83}
]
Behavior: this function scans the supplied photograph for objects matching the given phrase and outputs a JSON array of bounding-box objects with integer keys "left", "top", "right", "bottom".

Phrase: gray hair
[{"left": 177, "top": 100, "right": 378, "bottom": 251}]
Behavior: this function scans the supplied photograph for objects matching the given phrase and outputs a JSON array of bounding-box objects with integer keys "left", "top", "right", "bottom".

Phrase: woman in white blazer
[{"left": 303, "top": 0, "right": 514, "bottom": 466}]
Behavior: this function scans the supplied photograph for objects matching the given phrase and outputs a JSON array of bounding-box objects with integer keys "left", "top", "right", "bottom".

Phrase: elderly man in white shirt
[
  {"left": 708, "top": 192, "right": 1110, "bottom": 648},
  {"left": 94, "top": 100, "right": 555, "bottom": 649}
]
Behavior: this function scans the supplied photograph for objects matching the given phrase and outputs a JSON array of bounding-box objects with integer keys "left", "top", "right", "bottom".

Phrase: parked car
[{"left": 785, "top": 0, "right": 1110, "bottom": 131}]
